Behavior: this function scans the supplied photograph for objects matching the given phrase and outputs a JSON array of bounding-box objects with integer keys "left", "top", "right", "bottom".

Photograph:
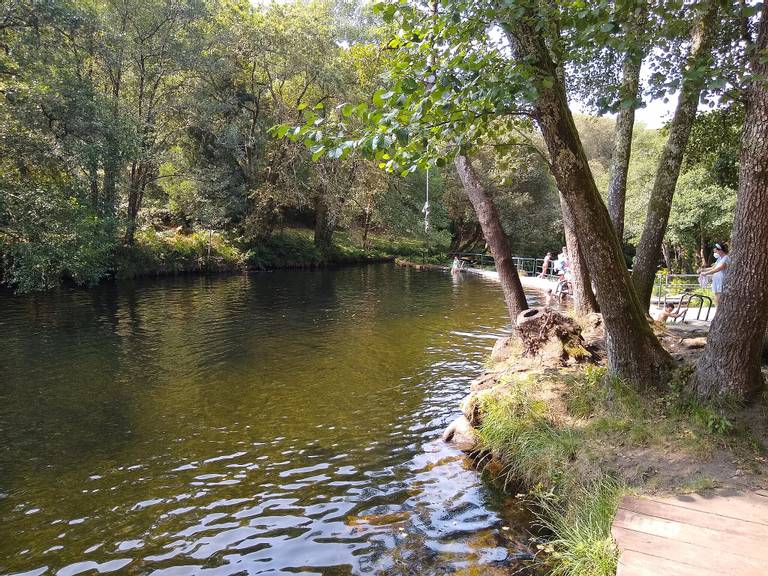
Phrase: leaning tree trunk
[
  {"left": 632, "top": 0, "right": 719, "bottom": 309},
  {"left": 607, "top": 50, "right": 643, "bottom": 241},
  {"left": 507, "top": 18, "right": 673, "bottom": 388},
  {"left": 560, "top": 193, "right": 598, "bottom": 314},
  {"left": 693, "top": 8, "right": 768, "bottom": 401},
  {"left": 454, "top": 155, "right": 529, "bottom": 320}
]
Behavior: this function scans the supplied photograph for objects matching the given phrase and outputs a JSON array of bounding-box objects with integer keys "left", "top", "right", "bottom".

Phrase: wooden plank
[
  {"left": 617, "top": 548, "right": 722, "bottom": 576},
  {"left": 755, "top": 489, "right": 768, "bottom": 499},
  {"left": 612, "top": 525, "right": 765, "bottom": 575},
  {"left": 614, "top": 508, "right": 768, "bottom": 561},
  {"left": 618, "top": 496, "right": 768, "bottom": 539},
  {"left": 643, "top": 492, "right": 768, "bottom": 526}
]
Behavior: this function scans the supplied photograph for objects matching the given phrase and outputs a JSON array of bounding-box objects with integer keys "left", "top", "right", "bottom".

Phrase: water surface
[{"left": 0, "top": 265, "right": 537, "bottom": 575}]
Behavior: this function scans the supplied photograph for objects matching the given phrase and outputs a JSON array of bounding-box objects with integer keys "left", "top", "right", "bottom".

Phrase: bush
[
  {"left": 115, "top": 229, "right": 243, "bottom": 279},
  {"left": 2, "top": 194, "right": 116, "bottom": 292}
]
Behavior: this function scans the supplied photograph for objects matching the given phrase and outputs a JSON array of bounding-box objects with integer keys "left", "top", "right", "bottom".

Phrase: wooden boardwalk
[{"left": 612, "top": 490, "right": 768, "bottom": 575}]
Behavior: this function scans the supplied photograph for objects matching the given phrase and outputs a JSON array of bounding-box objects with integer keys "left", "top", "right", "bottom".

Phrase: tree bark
[
  {"left": 607, "top": 52, "right": 642, "bottom": 241},
  {"left": 632, "top": 0, "right": 719, "bottom": 309},
  {"left": 692, "top": 7, "right": 768, "bottom": 401},
  {"left": 313, "top": 194, "right": 336, "bottom": 251},
  {"left": 454, "top": 155, "right": 529, "bottom": 320},
  {"left": 560, "top": 193, "right": 599, "bottom": 314},
  {"left": 506, "top": 19, "right": 673, "bottom": 387},
  {"left": 661, "top": 241, "right": 674, "bottom": 271}
]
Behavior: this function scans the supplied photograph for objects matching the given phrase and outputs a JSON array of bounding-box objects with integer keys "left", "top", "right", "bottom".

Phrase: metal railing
[
  {"left": 450, "top": 252, "right": 562, "bottom": 279},
  {"left": 451, "top": 253, "right": 716, "bottom": 322},
  {"left": 653, "top": 273, "right": 715, "bottom": 321}
]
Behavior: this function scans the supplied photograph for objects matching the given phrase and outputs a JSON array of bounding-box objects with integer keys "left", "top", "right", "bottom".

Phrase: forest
[{"left": 0, "top": 0, "right": 741, "bottom": 294}]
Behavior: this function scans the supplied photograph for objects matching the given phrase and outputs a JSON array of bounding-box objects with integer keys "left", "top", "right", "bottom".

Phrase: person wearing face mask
[{"left": 698, "top": 242, "right": 731, "bottom": 306}]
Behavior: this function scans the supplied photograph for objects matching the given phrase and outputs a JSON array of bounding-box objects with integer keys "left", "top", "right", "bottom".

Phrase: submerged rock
[{"left": 442, "top": 415, "right": 478, "bottom": 452}]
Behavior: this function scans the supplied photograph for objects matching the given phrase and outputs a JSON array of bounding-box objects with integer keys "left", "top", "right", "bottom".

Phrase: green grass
[
  {"left": 115, "top": 227, "right": 444, "bottom": 279},
  {"left": 476, "top": 377, "right": 620, "bottom": 576},
  {"left": 472, "top": 362, "right": 766, "bottom": 576},
  {"left": 115, "top": 229, "right": 243, "bottom": 279},
  {"left": 243, "top": 228, "right": 446, "bottom": 270},
  {"left": 537, "top": 478, "right": 622, "bottom": 576}
]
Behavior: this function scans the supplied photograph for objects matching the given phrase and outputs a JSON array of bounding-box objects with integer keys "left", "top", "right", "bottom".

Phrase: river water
[{"left": 0, "top": 265, "right": 539, "bottom": 576}]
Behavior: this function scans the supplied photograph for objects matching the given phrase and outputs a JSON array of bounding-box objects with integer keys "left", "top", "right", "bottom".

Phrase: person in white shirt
[{"left": 698, "top": 242, "right": 730, "bottom": 306}]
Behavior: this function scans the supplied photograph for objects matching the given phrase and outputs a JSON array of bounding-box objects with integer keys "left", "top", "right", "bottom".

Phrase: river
[{"left": 0, "top": 265, "right": 539, "bottom": 576}]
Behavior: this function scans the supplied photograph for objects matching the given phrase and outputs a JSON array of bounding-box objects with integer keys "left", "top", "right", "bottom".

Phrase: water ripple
[{"left": 0, "top": 266, "right": 538, "bottom": 575}]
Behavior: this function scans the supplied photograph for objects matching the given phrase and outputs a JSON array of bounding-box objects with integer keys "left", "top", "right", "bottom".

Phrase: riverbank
[
  {"left": 115, "top": 228, "right": 411, "bottom": 280},
  {"left": 443, "top": 309, "right": 768, "bottom": 576},
  {"left": 4, "top": 228, "right": 445, "bottom": 291}
]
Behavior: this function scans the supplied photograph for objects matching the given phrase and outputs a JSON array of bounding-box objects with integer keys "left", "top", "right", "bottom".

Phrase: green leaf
[
  {"left": 311, "top": 145, "right": 326, "bottom": 161},
  {"left": 275, "top": 124, "right": 290, "bottom": 139}
]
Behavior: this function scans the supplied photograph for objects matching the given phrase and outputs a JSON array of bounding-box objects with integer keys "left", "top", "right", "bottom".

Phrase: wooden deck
[{"left": 612, "top": 490, "right": 768, "bottom": 576}]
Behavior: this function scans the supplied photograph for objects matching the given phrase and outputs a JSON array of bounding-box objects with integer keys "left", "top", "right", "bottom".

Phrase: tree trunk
[
  {"left": 607, "top": 53, "right": 642, "bottom": 241},
  {"left": 459, "top": 223, "right": 483, "bottom": 252},
  {"left": 506, "top": 18, "right": 673, "bottom": 387},
  {"left": 661, "top": 241, "right": 675, "bottom": 271},
  {"left": 699, "top": 230, "right": 711, "bottom": 267},
  {"left": 631, "top": 0, "right": 719, "bottom": 309},
  {"left": 124, "top": 161, "right": 141, "bottom": 245},
  {"left": 693, "top": 7, "right": 768, "bottom": 401},
  {"left": 560, "top": 193, "right": 598, "bottom": 314},
  {"left": 361, "top": 208, "right": 371, "bottom": 249},
  {"left": 89, "top": 166, "right": 100, "bottom": 212},
  {"left": 314, "top": 194, "right": 335, "bottom": 251},
  {"left": 102, "top": 132, "right": 122, "bottom": 219},
  {"left": 454, "top": 155, "right": 529, "bottom": 320}
]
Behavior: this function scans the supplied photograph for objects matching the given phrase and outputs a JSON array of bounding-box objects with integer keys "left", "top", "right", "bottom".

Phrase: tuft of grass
[
  {"left": 537, "top": 478, "right": 622, "bottom": 576},
  {"left": 477, "top": 377, "right": 622, "bottom": 576},
  {"left": 478, "top": 380, "right": 580, "bottom": 493},
  {"left": 564, "top": 366, "right": 644, "bottom": 422},
  {"left": 679, "top": 476, "right": 718, "bottom": 493}
]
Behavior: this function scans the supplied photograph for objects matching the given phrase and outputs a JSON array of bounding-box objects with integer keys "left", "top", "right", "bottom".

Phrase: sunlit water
[{"left": 0, "top": 265, "right": 539, "bottom": 576}]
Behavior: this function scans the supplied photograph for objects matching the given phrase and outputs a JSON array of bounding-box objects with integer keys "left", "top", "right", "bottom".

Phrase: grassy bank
[
  {"left": 243, "top": 229, "right": 438, "bottom": 270},
  {"left": 471, "top": 341, "right": 768, "bottom": 575},
  {"left": 114, "top": 228, "right": 445, "bottom": 280},
  {"left": 114, "top": 229, "right": 243, "bottom": 279}
]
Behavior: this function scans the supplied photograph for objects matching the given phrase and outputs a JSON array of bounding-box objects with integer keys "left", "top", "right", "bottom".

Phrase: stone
[
  {"left": 460, "top": 388, "right": 497, "bottom": 426},
  {"left": 490, "top": 336, "right": 520, "bottom": 363},
  {"left": 442, "top": 415, "right": 478, "bottom": 452}
]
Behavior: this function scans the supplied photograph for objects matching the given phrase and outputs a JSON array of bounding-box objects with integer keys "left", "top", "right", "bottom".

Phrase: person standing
[
  {"left": 698, "top": 242, "right": 730, "bottom": 305},
  {"left": 538, "top": 252, "right": 553, "bottom": 278}
]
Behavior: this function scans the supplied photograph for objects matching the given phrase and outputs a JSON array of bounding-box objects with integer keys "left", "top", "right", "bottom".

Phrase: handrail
[{"left": 449, "top": 252, "right": 560, "bottom": 278}]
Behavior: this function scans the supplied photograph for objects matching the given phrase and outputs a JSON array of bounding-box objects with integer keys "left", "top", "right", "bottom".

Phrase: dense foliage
[
  {"left": 0, "top": 0, "right": 570, "bottom": 292},
  {"left": 0, "top": 0, "right": 749, "bottom": 290}
]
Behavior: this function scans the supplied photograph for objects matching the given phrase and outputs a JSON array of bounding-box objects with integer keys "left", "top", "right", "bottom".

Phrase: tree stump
[{"left": 515, "top": 307, "right": 591, "bottom": 364}]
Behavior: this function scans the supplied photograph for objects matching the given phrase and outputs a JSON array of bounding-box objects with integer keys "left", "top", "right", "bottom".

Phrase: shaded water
[{"left": 0, "top": 265, "right": 538, "bottom": 576}]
